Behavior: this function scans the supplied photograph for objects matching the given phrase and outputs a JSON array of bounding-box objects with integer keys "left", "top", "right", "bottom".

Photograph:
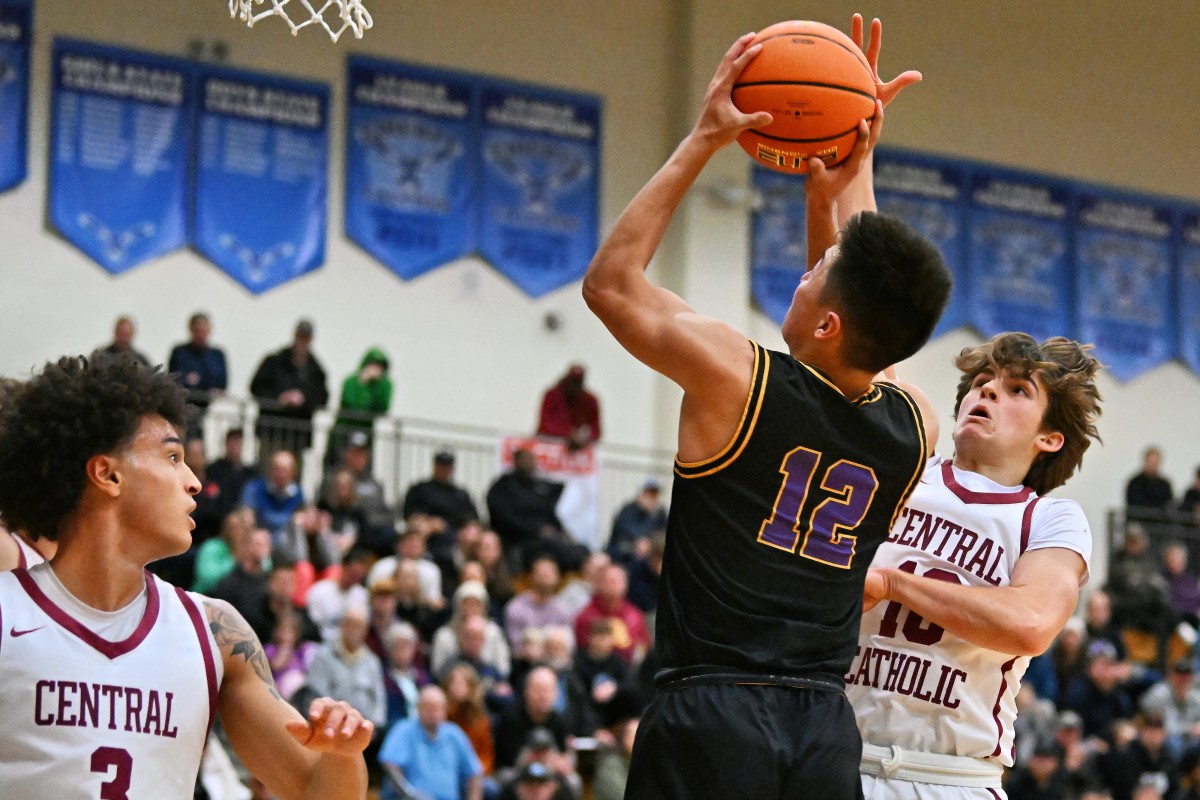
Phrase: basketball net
[{"left": 228, "top": 0, "right": 373, "bottom": 42}]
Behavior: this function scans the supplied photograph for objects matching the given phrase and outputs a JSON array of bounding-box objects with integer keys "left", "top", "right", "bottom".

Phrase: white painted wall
[{"left": 2, "top": 0, "right": 1199, "bottom": 579}]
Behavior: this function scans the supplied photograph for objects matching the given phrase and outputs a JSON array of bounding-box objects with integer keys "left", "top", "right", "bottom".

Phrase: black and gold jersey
[{"left": 656, "top": 341, "right": 927, "bottom": 679}]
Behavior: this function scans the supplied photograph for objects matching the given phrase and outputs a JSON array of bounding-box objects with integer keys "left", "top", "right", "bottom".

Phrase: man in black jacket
[
  {"left": 487, "top": 449, "right": 585, "bottom": 572},
  {"left": 250, "top": 318, "right": 329, "bottom": 459}
]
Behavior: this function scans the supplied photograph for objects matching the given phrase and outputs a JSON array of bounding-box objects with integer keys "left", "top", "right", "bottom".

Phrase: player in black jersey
[{"left": 582, "top": 17, "right": 950, "bottom": 800}]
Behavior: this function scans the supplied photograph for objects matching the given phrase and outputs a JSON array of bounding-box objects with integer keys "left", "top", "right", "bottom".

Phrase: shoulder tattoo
[{"left": 205, "top": 600, "right": 284, "bottom": 702}]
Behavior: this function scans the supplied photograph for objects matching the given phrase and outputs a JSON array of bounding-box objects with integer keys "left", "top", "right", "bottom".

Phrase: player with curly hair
[
  {"left": 0, "top": 377, "right": 55, "bottom": 571},
  {"left": 0, "top": 354, "right": 373, "bottom": 800}
]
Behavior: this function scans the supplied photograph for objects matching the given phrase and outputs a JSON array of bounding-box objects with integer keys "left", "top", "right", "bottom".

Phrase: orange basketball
[{"left": 733, "top": 20, "right": 876, "bottom": 175}]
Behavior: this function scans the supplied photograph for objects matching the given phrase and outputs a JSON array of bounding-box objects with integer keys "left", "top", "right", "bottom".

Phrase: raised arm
[
  {"left": 806, "top": 14, "right": 923, "bottom": 268},
  {"left": 205, "top": 598, "right": 372, "bottom": 800},
  {"left": 804, "top": 107, "right": 882, "bottom": 271},
  {"left": 582, "top": 34, "right": 770, "bottom": 395}
]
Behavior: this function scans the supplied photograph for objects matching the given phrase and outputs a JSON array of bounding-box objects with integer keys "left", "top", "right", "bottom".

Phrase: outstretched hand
[
  {"left": 851, "top": 14, "right": 922, "bottom": 107},
  {"left": 286, "top": 697, "right": 374, "bottom": 755},
  {"left": 691, "top": 33, "right": 774, "bottom": 149}
]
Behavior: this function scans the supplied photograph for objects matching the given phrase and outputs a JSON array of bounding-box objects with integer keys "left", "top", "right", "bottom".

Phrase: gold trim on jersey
[
  {"left": 795, "top": 361, "right": 882, "bottom": 406},
  {"left": 856, "top": 385, "right": 884, "bottom": 405},
  {"left": 880, "top": 382, "right": 929, "bottom": 530},
  {"left": 675, "top": 340, "right": 769, "bottom": 478}
]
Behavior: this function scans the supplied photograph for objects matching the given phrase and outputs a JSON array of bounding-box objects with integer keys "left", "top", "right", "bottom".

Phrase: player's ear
[
  {"left": 1035, "top": 430, "right": 1064, "bottom": 454},
  {"left": 86, "top": 453, "right": 123, "bottom": 497},
  {"left": 814, "top": 310, "right": 841, "bottom": 340}
]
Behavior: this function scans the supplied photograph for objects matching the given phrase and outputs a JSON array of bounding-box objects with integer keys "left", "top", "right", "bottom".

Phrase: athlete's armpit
[{"left": 203, "top": 598, "right": 283, "bottom": 702}]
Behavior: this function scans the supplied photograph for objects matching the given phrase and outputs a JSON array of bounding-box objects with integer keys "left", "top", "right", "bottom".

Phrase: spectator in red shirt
[
  {"left": 573, "top": 563, "right": 649, "bottom": 667},
  {"left": 537, "top": 365, "right": 601, "bottom": 450}
]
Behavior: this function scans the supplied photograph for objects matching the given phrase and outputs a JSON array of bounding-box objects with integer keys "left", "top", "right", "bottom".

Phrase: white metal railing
[{"left": 195, "top": 395, "right": 674, "bottom": 549}]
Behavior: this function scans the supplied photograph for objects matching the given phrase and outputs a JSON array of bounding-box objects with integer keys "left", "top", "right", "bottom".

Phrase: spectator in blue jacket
[
  {"left": 242, "top": 450, "right": 305, "bottom": 541},
  {"left": 168, "top": 312, "right": 228, "bottom": 433},
  {"left": 378, "top": 684, "right": 483, "bottom": 800}
]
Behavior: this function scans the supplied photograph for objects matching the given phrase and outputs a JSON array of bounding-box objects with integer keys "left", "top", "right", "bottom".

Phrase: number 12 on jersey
[{"left": 756, "top": 446, "right": 879, "bottom": 569}]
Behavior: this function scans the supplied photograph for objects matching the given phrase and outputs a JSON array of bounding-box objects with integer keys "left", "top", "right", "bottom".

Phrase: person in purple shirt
[
  {"left": 1163, "top": 542, "right": 1200, "bottom": 629},
  {"left": 504, "top": 556, "right": 575, "bottom": 647}
]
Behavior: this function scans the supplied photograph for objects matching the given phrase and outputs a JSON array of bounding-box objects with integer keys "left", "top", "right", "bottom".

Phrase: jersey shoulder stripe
[
  {"left": 675, "top": 340, "right": 769, "bottom": 478},
  {"left": 878, "top": 382, "right": 928, "bottom": 530},
  {"left": 175, "top": 587, "right": 220, "bottom": 735},
  {"left": 1019, "top": 497, "right": 1042, "bottom": 555}
]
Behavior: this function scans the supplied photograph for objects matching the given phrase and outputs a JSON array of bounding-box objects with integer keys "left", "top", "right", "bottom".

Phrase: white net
[{"left": 228, "top": 0, "right": 373, "bottom": 42}]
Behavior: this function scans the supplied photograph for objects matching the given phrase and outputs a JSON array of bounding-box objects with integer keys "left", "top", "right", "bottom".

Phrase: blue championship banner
[
  {"left": 345, "top": 56, "right": 477, "bottom": 280},
  {"left": 194, "top": 66, "right": 329, "bottom": 293},
  {"left": 477, "top": 80, "right": 601, "bottom": 297},
  {"left": 1074, "top": 189, "right": 1175, "bottom": 382},
  {"left": 874, "top": 149, "right": 970, "bottom": 337},
  {"left": 49, "top": 40, "right": 191, "bottom": 272},
  {"left": 750, "top": 165, "right": 807, "bottom": 324},
  {"left": 1179, "top": 207, "right": 1200, "bottom": 376},
  {"left": 965, "top": 169, "right": 1074, "bottom": 342},
  {"left": 0, "top": 0, "right": 31, "bottom": 194}
]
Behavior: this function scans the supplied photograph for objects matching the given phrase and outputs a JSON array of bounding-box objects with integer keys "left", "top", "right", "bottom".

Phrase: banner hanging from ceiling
[
  {"left": 344, "top": 56, "right": 479, "bottom": 281},
  {"left": 192, "top": 65, "right": 329, "bottom": 293},
  {"left": 477, "top": 79, "right": 601, "bottom": 298},
  {"left": 49, "top": 39, "right": 192, "bottom": 272},
  {"left": 1074, "top": 188, "right": 1175, "bottom": 382},
  {"left": 0, "top": 0, "right": 32, "bottom": 194}
]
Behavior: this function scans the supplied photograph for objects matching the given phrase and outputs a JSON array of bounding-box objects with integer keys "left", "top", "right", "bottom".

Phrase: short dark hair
[
  {"left": 822, "top": 212, "right": 952, "bottom": 373},
  {"left": 344, "top": 545, "right": 374, "bottom": 564},
  {"left": 953, "top": 333, "right": 1103, "bottom": 495},
  {"left": 0, "top": 355, "right": 187, "bottom": 540},
  {"left": 189, "top": 312, "right": 209, "bottom": 327}
]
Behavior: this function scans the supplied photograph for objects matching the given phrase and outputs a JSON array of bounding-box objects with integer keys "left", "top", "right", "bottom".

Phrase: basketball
[{"left": 733, "top": 20, "right": 877, "bottom": 175}]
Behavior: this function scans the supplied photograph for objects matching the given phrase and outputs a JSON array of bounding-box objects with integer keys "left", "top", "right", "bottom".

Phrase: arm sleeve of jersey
[
  {"left": 1024, "top": 499, "right": 1093, "bottom": 588},
  {"left": 191, "top": 592, "right": 227, "bottom": 687}
]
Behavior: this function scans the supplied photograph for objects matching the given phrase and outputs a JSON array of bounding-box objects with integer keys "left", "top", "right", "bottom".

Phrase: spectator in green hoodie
[{"left": 327, "top": 347, "right": 393, "bottom": 464}]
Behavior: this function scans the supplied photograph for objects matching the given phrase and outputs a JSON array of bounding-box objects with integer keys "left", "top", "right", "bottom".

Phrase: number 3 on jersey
[
  {"left": 91, "top": 747, "right": 133, "bottom": 800},
  {"left": 757, "top": 446, "right": 879, "bottom": 568}
]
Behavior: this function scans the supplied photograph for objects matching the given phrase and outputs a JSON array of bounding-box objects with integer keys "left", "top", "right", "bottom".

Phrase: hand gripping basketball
[
  {"left": 806, "top": 99, "right": 883, "bottom": 189},
  {"left": 693, "top": 33, "right": 775, "bottom": 150},
  {"left": 731, "top": 20, "right": 878, "bottom": 174}
]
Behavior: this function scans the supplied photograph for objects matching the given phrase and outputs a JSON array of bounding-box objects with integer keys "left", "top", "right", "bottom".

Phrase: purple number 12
[{"left": 756, "top": 446, "right": 879, "bottom": 569}]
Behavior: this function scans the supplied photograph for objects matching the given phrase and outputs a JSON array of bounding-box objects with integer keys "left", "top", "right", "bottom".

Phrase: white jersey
[
  {"left": 0, "top": 563, "right": 225, "bottom": 799},
  {"left": 14, "top": 536, "right": 45, "bottom": 569},
  {"left": 847, "top": 456, "right": 1090, "bottom": 767}
]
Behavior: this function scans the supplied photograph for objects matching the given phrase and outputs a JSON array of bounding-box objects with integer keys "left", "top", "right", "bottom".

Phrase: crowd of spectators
[
  {"left": 999, "top": 450, "right": 1200, "bottom": 799},
  {"left": 100, "top": 315, "right": 1200, "bottom": 799},
  {"left": 155, "top": 432, "right": 660, "bottom": 800}
]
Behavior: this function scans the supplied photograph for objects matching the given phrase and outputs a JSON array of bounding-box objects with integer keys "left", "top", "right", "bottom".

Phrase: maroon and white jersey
[
  {"left": 13, "top": 536, "right": 45, "bottom": 570},
  {"left": 847, "top": 455, "right": 1090, "bottom": 766},
  {"left": 0, "top": 563, "right": 223, "bottom": 799}
]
